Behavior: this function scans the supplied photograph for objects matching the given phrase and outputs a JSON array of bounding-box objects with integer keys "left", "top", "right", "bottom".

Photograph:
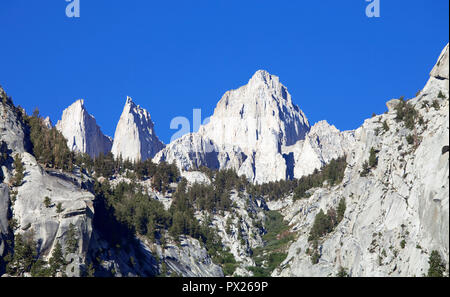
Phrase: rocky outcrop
[
  {"left": 56, "top": 100, "right": 112, "bottom": 158},
  {"left": 273, "top": 43, "right": 449, "bottom": 277},
  {"left": 181, "top": 171, "right": 211, "bottom": 187},
  {"left": 1, "top": 88, "right": 27, "bottom": 154},
  {"left": 386, "top": 99, "right": 402, "bottom": 113},
  {"left": 287, "top": 121, "right": 356, "bottom": 179},
  {"left": 203, "top": 190, "right": 266, "bottom": 276},
  {"left": 430, "top": 43, "right": 449, "bottom": 80},
  {"left": 157, "top": 236, "right": 224, "bottom": 277},
  {"left": 112, "top": 97, "right": 165, "bottom": 162},
  {"left": 154, "top": 132, "right": 247, "bottom": 175},
  {"left": 13, "top": 152, "right": 95, "bottom": 268},
  {"left": 43, "top": 117, "right": 52, "bottom": 129}
]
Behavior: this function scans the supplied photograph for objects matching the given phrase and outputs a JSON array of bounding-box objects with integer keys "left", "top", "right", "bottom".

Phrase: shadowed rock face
[
  {"left": 0, "top": 185, "right": 9, "bottom": 260},
  {"left": 111, "top": 97, "right": 165, "bottom": 162},
  {"left": 56, "top": 99, "right": 112, "bottom": 158}
]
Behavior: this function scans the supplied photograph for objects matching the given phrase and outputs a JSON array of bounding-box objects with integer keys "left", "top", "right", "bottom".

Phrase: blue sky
[{"left": 0, "top": 0, "right": 448, "bottom": 144}]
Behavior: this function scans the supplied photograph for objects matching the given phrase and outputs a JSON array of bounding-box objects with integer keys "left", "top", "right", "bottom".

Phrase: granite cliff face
[
  {"left": 56, "top": 100, "right": 112, "bottom": 158},
  {"left": 200, "top": 70, "right": 310, "bottom": 150},
  {"left": 0, "top": 184, "right": 9, "bottom": 260},
  {"left": 12, "top": 153, "right": 95, "bottom": 271},
  {"left": 111, "top": 97, "right": 165, "bottom": 162},
  {"left": 1, "top": 90, "right": 28, "bottom": 266},
  {"left": 154, "top": 70, "right": 353, "bottom": 184},
  {"left": 271, "top": 43, "right": 449, "bottom": 277}
]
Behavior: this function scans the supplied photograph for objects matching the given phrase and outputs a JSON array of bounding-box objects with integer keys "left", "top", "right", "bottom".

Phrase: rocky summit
[
  {"left": 154, "top": 70, "right": 353, "bottom": 184},
  {"left": 56, "top": 99, "right": 112, "bottom": 158},
  {"left": 111, "top": 97, "right": 165, "bottom": 162}
]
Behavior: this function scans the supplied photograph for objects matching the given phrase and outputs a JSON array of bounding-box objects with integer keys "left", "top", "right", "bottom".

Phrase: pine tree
[
  {"left": 427, "top": 250, "right": 446, "bottom": 277},
  {"left": 169, "top": 211, "right": 185, "bottom": 238},
  {"left": 309, "top": 209, "right": 333, "bottom": 241},
  {"left": 1, "top": 89, "right": 7, "bottom": 106},
  {"left": 360, "top": 161, "right": 370, "bottom": 177},
  {"left": 13, "top": 154, "right": 25, "bottom": 187},
  {"left": 7, "top": 233, "right": 37, "bottom": 276},
  {"left": 336, "top": 266, "right": 349, "bottom": 277},
  {"left": 0, "top": 141, "right": 8, "bottom": 165},
  {"left": 30, "top": 258, "right": 51, "bottom": 277},
  {"left": 86, "top": 262, "right": 95, "bottom": 277},
  {"left": 56, "top": 203, "right": 64, "bottom": 214},
  {"left": 369, "top": 147, "right": 378, "bottom": 168},
  {"left": 337, "top": 198, "right": 346, "bottom": 223},
  {"left": 146, "top": 222, "right": 156, "bottom": 242},
  {"left": 65, "top": 224, "right": 78, "bottom": 254},
  {"left": 25, "top": 109, "right": 74, "bottom": 172},
  {"left": 44, "top": 197, "right": 52, "bottom": 208},
  {"left": 49, "top": 241, "right": 65, "bottom": 276}
]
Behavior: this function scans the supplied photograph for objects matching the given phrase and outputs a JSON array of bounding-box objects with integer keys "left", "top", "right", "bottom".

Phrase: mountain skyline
[
  {"left": 0, "top": 1, "right": 448, "bottom": 144},
  {"left": 51, "top": 68, "right": 354, "bottom": 184}
]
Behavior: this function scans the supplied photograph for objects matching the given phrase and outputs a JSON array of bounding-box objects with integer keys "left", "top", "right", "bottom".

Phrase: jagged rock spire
[
  {"left": 111, "top": 96, "right": 164, "bottom": 162},
  {"left": 56, "top": 99, "right": 112, "bottom": 158}
]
